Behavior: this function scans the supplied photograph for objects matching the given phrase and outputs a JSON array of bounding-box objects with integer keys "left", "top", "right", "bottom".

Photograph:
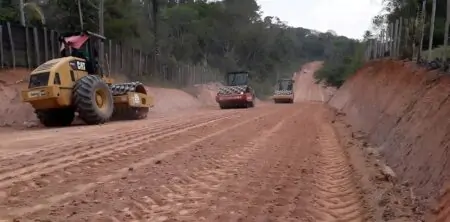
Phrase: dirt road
[{"left": 0, "top": 102, "right": 369, "bottom": 222}]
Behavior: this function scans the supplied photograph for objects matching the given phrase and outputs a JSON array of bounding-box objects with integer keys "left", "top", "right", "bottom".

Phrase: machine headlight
[{"left": 239, "top": 91, "right": 244, "bottom": 95}]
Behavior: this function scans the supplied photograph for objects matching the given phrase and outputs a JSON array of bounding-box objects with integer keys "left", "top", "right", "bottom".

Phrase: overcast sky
[{"left": 257, "top": 0, "right": 383, "bottom": 39}]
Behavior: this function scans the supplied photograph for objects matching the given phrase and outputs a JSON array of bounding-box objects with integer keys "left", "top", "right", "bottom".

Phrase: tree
[{"left": 0, "top": 0, "right": 361, "bottom": 95}]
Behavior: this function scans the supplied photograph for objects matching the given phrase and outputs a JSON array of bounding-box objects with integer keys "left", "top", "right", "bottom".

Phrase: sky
[{"left": 257, "top": 0, "right": 384, "bottom": 39}]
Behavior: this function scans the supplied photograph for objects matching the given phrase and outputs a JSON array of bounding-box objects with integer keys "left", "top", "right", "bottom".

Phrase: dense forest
[{"left": 0, "top": 0, "right": 364, "bottom": 95}]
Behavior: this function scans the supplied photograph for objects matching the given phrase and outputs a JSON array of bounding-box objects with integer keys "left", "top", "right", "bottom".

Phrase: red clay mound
[
  {"left": 182, "top": 82, "right": 222, "bottom": 107},
  {"left": 293, "top": 61, "right": 335, "bottom": 102},
  {"left": 0, "top": 69, "right": 37, "bottom": 128},
  {"left": 145, "top": 86, "right": 202, "bottom": 115},
  {"left": 329, "top": 60, "right": 450, "bottom": 217}
]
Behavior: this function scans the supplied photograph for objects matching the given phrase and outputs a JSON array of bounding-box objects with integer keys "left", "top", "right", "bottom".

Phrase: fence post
[
  {"left": 380, "top": 29, "right": 384, "bottom": 57},
  {"left": 382, "top": 29, "right": 386, "bottom": 57},
  {"left": 404, "top": 18, "right": 409, "bottom": 58},
  {"left": 138, "top": 50, "right": 142, "bottom": 76},
  {"left": 393, "top": 19, "right": 399, "bottom": 58},
  {"left": 33, "top": 27, "right": 40, "bottom": 67},
  {"left": 115, "top": 43, "right": 119, "bottom": 73},
  {"left": 120, "top": 44, "right": 124, "bottom": 71},
  {"left": 428, "top": 0, "right": 437, "bottom": 61},
  {"left": 389, "top": 22, "right": 394, "bottom": 57},
  {"left": 7, "top": 23, "right": 16, "bottom": 69},
  {"left": 108, "top": 40, "right": 112, "bottom": 74},
  {"left": 0, "top": 25, "right": 3, "bottom": 69},
  {"left": 397, "top": 18, "right": 403, "bottom": 58},
  {"left": 24, "top": 27, "right": 31, "bottom": 68},
  {"left": 50, "top": 30, "right": 55, "bottom": 59},
  {"left": 43, "top": 27, "right": 48, "bottom": 61},
  {"left": 129, "top": 48, "right": 132, "bottom": 76},
  {"left": 418, "top": 0, "right": 427, "bottom": 60},
  {"left": 144, "top": 54, "right": 148, "bottom": 75},
  {"left": 372, "top": 39, "right": 377, "bottom": 59}
]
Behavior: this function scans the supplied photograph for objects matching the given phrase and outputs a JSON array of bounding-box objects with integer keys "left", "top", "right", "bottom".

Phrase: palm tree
[{"left": 19, "top": 0, "right": 46, "bottom": 26}]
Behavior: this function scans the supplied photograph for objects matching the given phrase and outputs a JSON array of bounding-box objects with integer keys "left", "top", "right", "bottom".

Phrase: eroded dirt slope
[
  {"left": 329, "top": 60, "right": 450, "bottom": 220},
  {"left": 0, "top": 69, "right": 36, "bottom": 128}
]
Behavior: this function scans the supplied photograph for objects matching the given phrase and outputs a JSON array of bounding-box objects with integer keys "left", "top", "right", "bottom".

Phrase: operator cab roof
[{"left": 59, "top": 30, "right": 106, "bottom": 50}]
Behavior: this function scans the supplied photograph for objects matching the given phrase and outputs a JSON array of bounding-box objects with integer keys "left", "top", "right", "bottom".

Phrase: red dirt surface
[
  {"left": 0, "top": 69, "right": 37, "bottom": 128},
  {"left": 0, "top": 62, "right": 424, "bottom": 221},
  {"left": 293, "top": 61, "right": 336, "bottom": 102},
  {"left": 0, "top": 102, "right": 372, "bottom": 221},
  {"left": 329, "top": 60, "right": 450, "bottom": 220}
]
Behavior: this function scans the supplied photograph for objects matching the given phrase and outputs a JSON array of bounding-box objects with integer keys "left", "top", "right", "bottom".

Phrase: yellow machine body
[
  {"left": 21, "top": 56, "right": 153, "bottom": 109},
  {"left": 21, "top": 56, "right": 154, "bottom": 127}
]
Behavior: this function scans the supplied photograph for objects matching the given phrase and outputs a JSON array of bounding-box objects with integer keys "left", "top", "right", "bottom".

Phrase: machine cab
[
  {"left": 276, "top": 79, "right": 294, "bottom": 91},
  {"left": 226, "top": 71, "right": 249, "bottom": 86},
  {"left": 59, "top": 30, "right": 106, "bottom": 76}
]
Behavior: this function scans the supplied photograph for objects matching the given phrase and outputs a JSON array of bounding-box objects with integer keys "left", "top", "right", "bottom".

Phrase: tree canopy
[{"left": 1, "top": 0, "right": 363, "bottom": 94}]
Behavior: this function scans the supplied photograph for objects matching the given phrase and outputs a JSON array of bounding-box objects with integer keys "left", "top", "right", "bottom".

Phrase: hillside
[{"left": 329, "top": 60, "right": 450, "bottom": 219}]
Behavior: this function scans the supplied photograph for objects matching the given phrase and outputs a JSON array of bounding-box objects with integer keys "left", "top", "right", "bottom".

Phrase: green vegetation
[
  {"left": 1, "top": 0, "right": 363, "bottom": 94},
  {"left": 314, "top": 34, "right": 366, "bottom": 88}
]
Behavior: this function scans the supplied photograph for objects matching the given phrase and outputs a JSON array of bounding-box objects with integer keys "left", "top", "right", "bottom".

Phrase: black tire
[
  {"left": 73, "top": 75, "right": 114, "bottom": 125},
  {"left": 35, "top": 108, "right": 75, "bottom": 127},
  {"left": 219, "top": 104, "right": 227, "bottom": 109}
]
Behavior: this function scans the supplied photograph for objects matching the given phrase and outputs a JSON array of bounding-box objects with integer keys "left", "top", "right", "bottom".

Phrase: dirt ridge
[{"left": 329, "top": 59, "right": 450, "bottom": 219}]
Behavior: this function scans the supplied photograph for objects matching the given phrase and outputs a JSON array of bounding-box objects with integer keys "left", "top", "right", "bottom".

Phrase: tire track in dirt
[
  {"left": 0, "top": 111, "right": 249, "bottom": 215},
  {"left": 0, "top": 112, "right": 229, "bottom": 176},
  {"left": 305, "top": 122, "right": 367, "bottom": 221},
  {"left": 0, "top": 110, "right": 230, "bottom": 159},
  {"left": 0, "top": 114, "right": 236, "bottom": 190},
  {"left": 190, "top": 105, "right": 319, "bottom": 222},
  {"left": 130, "top": 109, "right": 301, "bottom": 222},
  {"left": 4, "top": 108, "right": 278, "bottom": 220}
]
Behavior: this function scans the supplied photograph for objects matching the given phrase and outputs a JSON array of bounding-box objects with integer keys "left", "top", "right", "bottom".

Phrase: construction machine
[
  {"left": 21, "top": 30, "right": 153, "bottom": 127},
  {"left": 215, "top": 71, "right": 255, "bottom": 109},
  {"left": 272, "top": 78, "right": 295, "bottom": 103}
]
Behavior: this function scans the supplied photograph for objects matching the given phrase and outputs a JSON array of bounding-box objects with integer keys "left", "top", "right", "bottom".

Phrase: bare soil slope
[
  {"left": 0, "top": 69, "right": 36, "bottom": 127},
  {"left": 329, "top": 60, "right": 450, "bottom": 219},
  {"left": 0, "top": 69, "right": 219, "bottom": 128}
]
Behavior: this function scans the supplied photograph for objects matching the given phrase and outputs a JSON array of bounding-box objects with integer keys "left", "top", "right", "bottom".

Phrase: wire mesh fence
[{"left": 0, "top": 22, "right": 222, "bottom": 87}]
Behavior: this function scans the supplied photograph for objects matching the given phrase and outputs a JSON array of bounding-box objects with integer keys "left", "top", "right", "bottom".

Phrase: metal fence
[
  {"left": 364, "top": 2, "right": 450, "bottom": 71},
  {"left": 0, "top": 22, "right": 222, "bottom": 87}
]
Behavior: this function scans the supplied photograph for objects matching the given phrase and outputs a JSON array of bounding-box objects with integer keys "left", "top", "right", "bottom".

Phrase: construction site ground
[{"left": 0, "top": 61, "right": 447, "bottom": 221}]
